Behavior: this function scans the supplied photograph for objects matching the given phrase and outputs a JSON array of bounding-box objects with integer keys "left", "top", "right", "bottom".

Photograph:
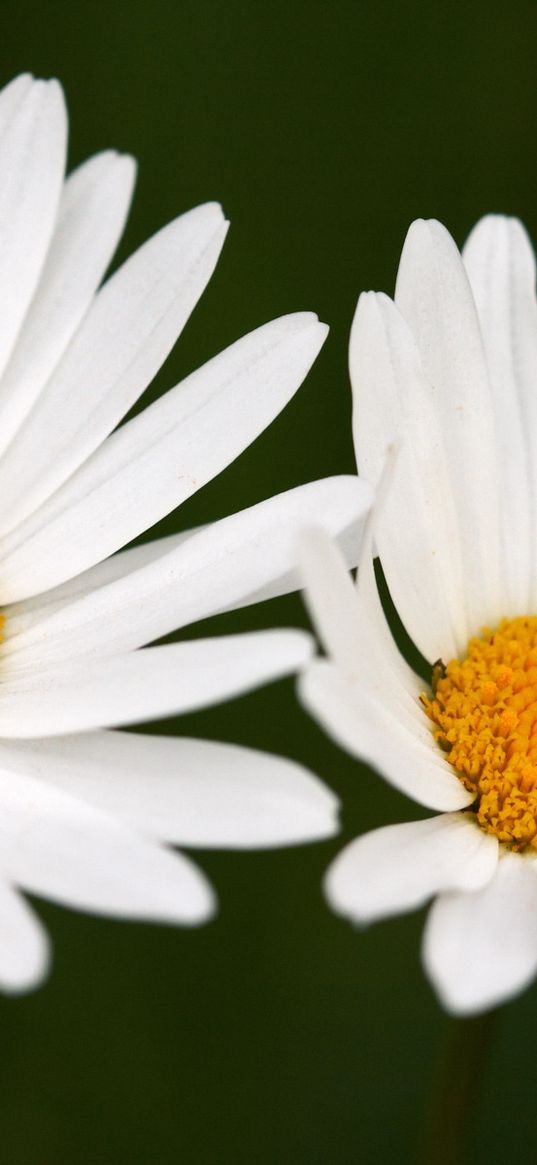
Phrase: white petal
[
  {"left": 394, "top": 218, "right": 502, "bottom": 635},
  {"left": 299, "top": 529, "right": 440, "bottom": 748},
  {"left": 0, "top": 150, "right": 136, "bottom": 456},
  {"left": 0, "top": 314, "right": 328, "bottom": 600},
  {"left": 4, "top": 476, "right": 368, "bottom": 665},
  {"left": 325, "top": 813, "right": 498, "bottom": 923},
  {"left": 299, "top": 523, "right": 433, "bottom": 735},
  {"left": 463, "top": 215, "right": 537, "bottom": 614},
  {"left": 299, "top": 661, "right": 473, "bottom": 812},
  {"left": 0, "top": 74, "right": 33, "bottom": 136},
  {"left": 356, "top": 533, "right": 426, "bottom": 703},
  {"left": 350, "top": 291, "right": 467, "bottom": 661},
  {"left": 0, "top": 79, "right": 67, "bottom": 378},
  {"left": 0, "top": 202, "right": 228, "bottom": 536},
  {"left": 0, "top": 769, "right": 213, "bottom": 924},
  {"left": 423, "top": 852, "right": 537, "bottom": 1014},
  {"left": 0, "top": 882, "right": 50, "bottom": 995},
  {"left": 0, "top": 732, "right": 339, "bottom": 848},
  {"left": 2, "top": 531, "right": 199, "bottom": 647},
  {"left": 3, "top": 529, "right": 198, "bottom": 640},
  {"left": 299, "top": 527, "right": 363, "bottom": 669},
  {"left": 0, "top": 631, "right": 313, "bottom": 736}
]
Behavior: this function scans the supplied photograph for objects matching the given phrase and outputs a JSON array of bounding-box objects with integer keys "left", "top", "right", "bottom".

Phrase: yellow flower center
[{"left": 422, "top": 616, "right": 537, "bottom": 850}]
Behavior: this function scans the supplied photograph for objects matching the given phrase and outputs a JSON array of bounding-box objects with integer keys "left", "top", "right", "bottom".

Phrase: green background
[{"left": 0, "top": 1, "right": 535, "bottom": 1161}]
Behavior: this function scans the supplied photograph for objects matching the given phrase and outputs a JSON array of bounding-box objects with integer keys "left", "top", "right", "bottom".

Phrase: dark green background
[{"left": 0, "top": 2, "right": 535, "bottom": 1161}]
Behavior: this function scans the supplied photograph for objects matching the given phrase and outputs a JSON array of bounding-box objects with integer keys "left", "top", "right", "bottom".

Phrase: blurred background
[{"left": 1, "top": 1, "right": 536, "bottom": 1160}]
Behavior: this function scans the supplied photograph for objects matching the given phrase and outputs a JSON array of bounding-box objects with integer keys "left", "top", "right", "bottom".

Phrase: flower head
[
  {"left": 0, "top": 73, "right": 372, "bottom": 993},
  {"left": 300, "top": 213, "right": 537, "bottom": 1015}
]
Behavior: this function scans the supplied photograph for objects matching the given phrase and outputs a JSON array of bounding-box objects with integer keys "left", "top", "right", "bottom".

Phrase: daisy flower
[
  {"left": 300, "top": 213, "right": 537, "bottom": 1015},
  {"left": 0, "top": 72, "right": 371, "bottom": 994}
]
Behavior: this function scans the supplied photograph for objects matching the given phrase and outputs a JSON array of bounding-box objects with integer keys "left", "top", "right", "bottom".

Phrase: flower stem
[{"left": 417, "top": 1008, "right": 501, "bottom": 1164}]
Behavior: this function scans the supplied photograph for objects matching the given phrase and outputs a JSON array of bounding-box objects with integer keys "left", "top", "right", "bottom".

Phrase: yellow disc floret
[{"left": 422, "top": 616, "right": 537, "bottom": 850}]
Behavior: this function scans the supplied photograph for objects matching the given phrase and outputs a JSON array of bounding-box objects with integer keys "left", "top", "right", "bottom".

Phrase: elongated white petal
[
  {"left": 356, "top": 531, "right": 426, "bottom": 703},
  {"left": 4, "top": 476, "right": 367, "bottom": 665},
  {"left": 0, "top": 202, "right": 228, "bottom": 535},
  {"left": 0, "top": 314, "right": 328, "bottom": 600},
  {"left": 0, "top": 883, "right": 50, "bottom": 994},
  {"left": 299, "top": 661, "right": 473, "bottom": 812},
  {"left": 423, "top": 853, "right": 537, "bottom": 1014},
  {"left": 463, "top": 215, "right": 537, "bottom": 614},
  {"left": 325, "top": 814, "right": 497, "bottom": 923},
  {"left": 4, "top": 529, "right": 198, "bottom": 639},
  {"left": 0, "top": 631, "right": 313, "bottom": 736},
  {"left": 0, "top": 74, "right": 33, "bottom": 137},
  {"left": 350, "top": 291, "right": 467, "bottom": 661},
  {"left": 394, "top": 218, "right": 502, "bottom": 635},
  {"left": 299, "top": 523, "right": 428, "bottom": 736},
  {"left": 0, "top": 768, "right": 214, "bottom": 924},
  {"left": 299, "top": 527, "right": 363, "bottom": 669},
  {"left": 299, "top": 527, "right": 438, "bottom": 746},
  {"left": 0, "top": 79, "right": 67, "bottom": 379},
  {"left": 0, "top": 732, "right": 339, "bottom": 848},
  {"left": 0, "top": 150, "right": 136, "bottom": 456}
]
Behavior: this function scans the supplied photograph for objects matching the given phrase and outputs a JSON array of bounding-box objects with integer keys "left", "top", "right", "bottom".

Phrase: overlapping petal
[
  {"left": 394, "top": 218, "right": 502, "bottom": 637},
  {"left": 0, "top": 630, "right": 313, "bottom": 736},
  {"left": 300, "top": 660, "right": 472, "bottom": 812},
  {"left": 423, "top": 854, "right": 537, "bottom": 1014},
  {"left": 0, "top": 149, "right": 136, "bottom": 456},
  {"left": 298, "top": 528, "right": 470, "bottom": 809},
  {"left": 301, "top": 212, "right": 537, "bottom": 1015},
  {"left": 0, "top": 767, "right": 215, "bottom": 925},
  {"left": 350, "top": 291, "right": 467, "bottom": 660},
  {"left": 0, "top": 78, "right": 67, "bottom": 380},
  {"left": 0, "top": 201, "right": 228, "bottom": 537},
  {"left": 325, "top": 814, "right": 497, "bottom": 924},
  {"left": 0, "top": 314, "right": 328, "bottom": 601},
  {"left": 3, "top": 475, "right": 369, "bottom": 666},
  {"left": 0, "top": 71, "right": 356, "bottom": 993},
  {"left": 463, "top": 215, "right": 537, "bottom": 613},
  {"left": 0, "top": 732, "right": 339, "bottom": 848}
]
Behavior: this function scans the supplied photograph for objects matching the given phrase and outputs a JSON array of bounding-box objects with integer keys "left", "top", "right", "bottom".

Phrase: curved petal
[
  {"left": 463, "top": 214, "right": 537, "bottom": 614},
  {"left": 0, "top": 882, "right": 50, "bottom": 995},
  {"left": 0, "top": 74, "right": 33, "bottom": 136},
  {"left": 0, "top": 149, "right": 136, "bottom": 456},
  {"left": 298, "top": 524, "right": 424, "bottom": 725},
  {"left": 394, "top": 218, "right": 503, "bottom": 635},
  {"left": 0, "top": 732, "right": 339, "bottom": 848},
  {"left": 423, "top": 852, "right": 537, "bottom": 1014},
  {"left": 350, "top": 291, "right": 467, "bottom": 660},
  {"left": 0, "top": 630, "right": 313, "bottom": 736},
  {"left": 324, "top": 813, "right": 498, "bottom": 923},
  {"left": 0, "top": 202, "right": 228, "bottom": 537},
  {"left": 3, "top": 529, "right": 198, "bottom": 639},
  {"left": 299, "top": 526, "right": 363, "bottom": 670},
  {"left": 0, "top": 78, "right": 67, "bottom": 379},
  {"left": 3, "top": 476, "right": 368, "bottom": 665},
  {"left": 0, "top": 314, "right": 328, "bottom": 601},
  {"left": 299, "top": 660, "right": 473, "bottom": 812},
  {"left": 0, "top": 768, "right": 214, "bottom": 924},
  {"left": 356, "top": 529, "right": 427, "bottom": 701}
]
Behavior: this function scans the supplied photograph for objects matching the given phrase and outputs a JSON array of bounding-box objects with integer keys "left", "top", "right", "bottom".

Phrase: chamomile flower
[
  {"left": 0, "top": 73, "right": 371, "bottom": 993},
  {"left": 300, "top": 213, "right": 537, "bottom": 1015}
]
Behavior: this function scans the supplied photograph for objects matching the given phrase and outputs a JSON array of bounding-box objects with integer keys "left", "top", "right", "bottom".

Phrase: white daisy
[
  {"left": 0, "top": 72, "right": 372, "bottom": 994},
  {"left": 299, "top": 212, "right": 537, "bottom": 1016}
]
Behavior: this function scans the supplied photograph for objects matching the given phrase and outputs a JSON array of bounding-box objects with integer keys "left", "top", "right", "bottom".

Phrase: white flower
[
  {"left": 0, "top": 72, "right": 372, "bottom": 994},
  {"left": 299, "top": 213, "right": 537, "bottom": 1016}
]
